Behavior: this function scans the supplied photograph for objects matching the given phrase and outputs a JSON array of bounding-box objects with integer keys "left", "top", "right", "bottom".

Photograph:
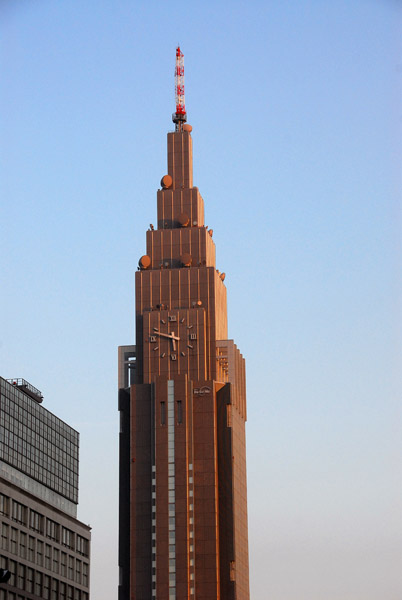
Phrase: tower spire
[{"left": 172, "top": 45, "right": 187, "bottom": 131}]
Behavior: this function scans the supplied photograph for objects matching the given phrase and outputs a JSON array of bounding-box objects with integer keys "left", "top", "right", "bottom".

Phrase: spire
[{"left": 172, "top": 46, "right": 187, "bottom": 131}]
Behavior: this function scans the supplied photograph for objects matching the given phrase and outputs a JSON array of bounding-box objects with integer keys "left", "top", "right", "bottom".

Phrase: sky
[{"left": 1, "top": 1, "right": 401, "bottom": 599}]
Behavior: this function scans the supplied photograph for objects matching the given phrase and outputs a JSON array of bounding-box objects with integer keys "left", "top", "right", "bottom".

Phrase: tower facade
[{"left": 118, "top": 49, "right": 249, "bottom": 600}]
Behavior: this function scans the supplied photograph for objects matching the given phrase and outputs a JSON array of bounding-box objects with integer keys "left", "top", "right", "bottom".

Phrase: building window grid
[
  {"left": 0, "top": 381, "right": 79, "bottom": 503},
  {"left": 0, "top": 383, "right": 90, "bottom": 597},
  {"left": 0, "top": 554, "right": 90, "bottom": 598}
]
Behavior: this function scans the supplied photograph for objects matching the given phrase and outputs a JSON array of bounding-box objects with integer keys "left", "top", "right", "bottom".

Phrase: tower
[{"left": 118, "top": 48, "right": 249, "bottom": 600}]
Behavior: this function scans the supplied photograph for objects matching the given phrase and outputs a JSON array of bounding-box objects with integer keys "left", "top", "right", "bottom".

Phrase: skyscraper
[
  {"left": 118, "top": 47, "right": 249, "bottom": 600},
  {"left": 0, "top": 377, "right": 90, "bottom": 600}
]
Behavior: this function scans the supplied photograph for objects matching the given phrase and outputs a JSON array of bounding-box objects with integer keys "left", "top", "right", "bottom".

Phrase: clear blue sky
[{"left": 1, "top": 1, "right": 401, "bottom": 599}]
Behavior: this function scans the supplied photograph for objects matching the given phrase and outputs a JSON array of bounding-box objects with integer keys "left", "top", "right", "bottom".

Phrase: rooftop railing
[{"left": 7, "top": 378, "right": 44, "bottom": 403}]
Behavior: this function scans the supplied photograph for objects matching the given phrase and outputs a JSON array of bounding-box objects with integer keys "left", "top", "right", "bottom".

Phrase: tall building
[
  {"left": 118, "top": 47, "right": 249, "bottom": 600},
  {"left": 0, "top": 376, "right": 91, "bottom": 600}
]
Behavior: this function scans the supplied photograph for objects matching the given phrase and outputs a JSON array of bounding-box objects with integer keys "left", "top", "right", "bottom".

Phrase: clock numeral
[
  {"left": 161, "top": 352, "right": 166, "bottom": 358},
  {"left": 190, "top": 333, "right": 197, "bottom": 340},
  {"left": 187, "top": 325, "right": 193, "bottom": 329},
  {"left": 169, "top": 315, "right": 177, "bottom": 322},
  {"left": 181, "top": 351, "right": 186, "bottom": 357},
  {"left": 153, "top": 346, "right": 159, "bottom": 351},
  {"left": 161, "top": 319, "right": 166, "bottom": 324},
  {"left": 171, "top": 354, "right": 177, "bottom": 361},
  {"left": 153, "top": 327, "right": 158, "bottom": 331},
  {"left": 180, "top": 317, "right": 185, "bottom": 323},
  {"left": 150, "top": 335, "right": 156, "bottom": 342},
  {"left": 187, "top": 344, "right": 193, "bottom": 349}
]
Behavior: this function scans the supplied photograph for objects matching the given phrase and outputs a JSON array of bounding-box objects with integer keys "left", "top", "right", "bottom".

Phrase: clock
[{"left": 149, "top": 312, "right": 198, "bottom": 360}]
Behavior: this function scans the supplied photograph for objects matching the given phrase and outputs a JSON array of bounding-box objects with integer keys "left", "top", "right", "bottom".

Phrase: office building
[{"left": 0, "top": 376, "right": 90, "bottom": 600}]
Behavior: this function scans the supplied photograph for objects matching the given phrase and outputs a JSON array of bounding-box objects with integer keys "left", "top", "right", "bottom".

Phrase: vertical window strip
[
  {"left": 152, "top": 460, "right": 156, "bottom": 590},
  {"left": 167, "top": 380, "right": 176, "bottom": 597},
  {"left": 189, "top": 462, "right": 195, "bottom": 594}
]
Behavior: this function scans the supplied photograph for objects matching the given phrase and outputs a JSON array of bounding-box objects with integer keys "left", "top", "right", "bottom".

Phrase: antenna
[{"left": 173, "top": 46, "right": 187, "bottom": 131}]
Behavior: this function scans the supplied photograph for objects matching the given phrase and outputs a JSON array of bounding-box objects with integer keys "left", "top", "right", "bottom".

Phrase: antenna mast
[{"left": 173, "top": 46, "right": 187, "bottom": 131}]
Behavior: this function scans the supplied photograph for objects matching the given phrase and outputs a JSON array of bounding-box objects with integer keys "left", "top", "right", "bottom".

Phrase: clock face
[{"left": 149, "top": 312, "right": 198, "bottom": 360}]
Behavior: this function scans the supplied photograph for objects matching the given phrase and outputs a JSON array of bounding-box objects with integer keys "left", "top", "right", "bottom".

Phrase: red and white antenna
[{"left": 173, "top": 46, "right": 187, "bottom": 130}]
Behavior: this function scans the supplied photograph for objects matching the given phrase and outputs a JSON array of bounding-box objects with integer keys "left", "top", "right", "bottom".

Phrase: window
[
  {"left": 82, "top": 562, "right": 88, "bottom": 588},
  {"left": 1, "top": 523, "right": 8, "bottom": 551},
  {"left": 19, "top": 532, "right": 26, "bottom": 559},
  {"left": 28, "top": 536, "right": 35, "bottom": 561},
  {"left": 226, "top": 404, "right": 232, "bottom": 427},
  {"left": 53, "top": 548, "right": 59, "bottom": 573},
  {"left": 46, "top": 519, "right": 59, "bottom": 541},
  {"left": 35, "top": 571, "right": 43, "bottom": 597},
  {"left": 76, "top": 535, "right": 89, "bottom": 557},
  {"left": 51, "top": 578, "right": 58, "bottom": 600},
  {"left": 43, "top": 575, "right": 50, "bottom": 600},
  {"left": 8, "top": 559, "right": 16, "bottom": 587},
  {"left": 30, "top": 509, "right": 43, "bottom": 533},
  {"left": 26, "top": 568, "right": 34, "bottom": 594},
  {"left": 177, "top": 400, "right": 182, "bottom": 424},
  {"left": 10, "top": 527, "right": 17, "bottom": 554},
  {"left": 11, "top": 501, "right": 26, "bottom": 525},
  {"left": 62, "top": 527, "right": 74, "bottom": 549},
  {"left": 68, "top": 555, "right": 74, "bottom": 580},
  {"left": 161, "top": 402, "right": 166, "bottom": 425},
  {"left": 17, "top": 564, "right": 25, "bottom": 590},
  {"left": 37, "top": 540, "right": 43, "bottom": 566},
  {"left": 45, "top": 543, "right": 52, "bottom": 570},
  {"left": 0, "top": 493, "right": 9, "bottom": 516},
  {"left": 61, "top": 552, "right": 67, "bottom": 577},
  {"left": 75, "top": 559, "right": 81, "bottom": 584},
  {"left": 0, "top": 552, "right": 7, "bottom": 569},
  {"left": 60, "top": 582, "right": 67, "bottom": 600}
]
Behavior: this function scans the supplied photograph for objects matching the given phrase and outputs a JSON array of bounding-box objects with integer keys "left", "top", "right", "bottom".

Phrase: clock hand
[{"left": 153, "top": 330, "right": 181, "bottom": 341}]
